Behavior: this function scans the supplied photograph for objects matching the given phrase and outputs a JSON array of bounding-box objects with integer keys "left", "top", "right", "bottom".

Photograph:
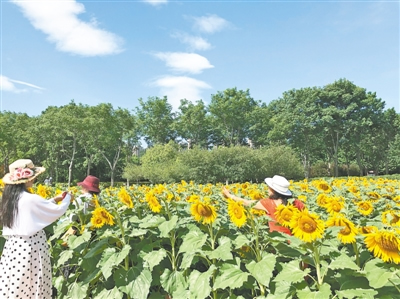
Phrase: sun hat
[
  {"left": 2, "top": 159, "right": 46, "bottom": 185},
  {"left": 264, "top": 175, "right": 292, "bottom": 196},
  {"left": 77, "top": 175, "right": 100, "bottom": 193}
]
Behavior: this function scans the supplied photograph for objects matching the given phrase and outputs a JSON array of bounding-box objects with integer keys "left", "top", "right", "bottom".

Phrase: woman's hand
[
  {"left": 222, "top": 186, "right": 231, "bottom": 199},
  {"left": 54, "top": 192, "right": 75, "bottom": 203},
  {"left": 53, "top": 194, "right": 64, "bottom": 203}
]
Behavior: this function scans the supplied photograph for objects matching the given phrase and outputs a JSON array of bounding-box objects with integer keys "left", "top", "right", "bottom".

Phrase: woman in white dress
[{"left": 0, "top": 159, "right": 73, "bottom": 299}]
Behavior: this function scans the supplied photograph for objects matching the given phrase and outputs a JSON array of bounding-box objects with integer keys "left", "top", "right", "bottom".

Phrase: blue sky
[{"left": 1, "top": 0, "right": 399, "bottom": 116}]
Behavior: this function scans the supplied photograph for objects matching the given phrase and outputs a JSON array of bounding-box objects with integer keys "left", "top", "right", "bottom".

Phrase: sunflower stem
[
  {"left": 248, "top": 210, "right": 265, "bottom": 296},
  {"left": 388, "top": 279, "right": 400, "bottom": 293},
  {"left": 352, "top": 242, "right": 360, "bottom": 267},
  {"left": 208, "top": 224, "right": 218, "bottom": 299},
  {"left": 170, "top": 232, "right": 177, "bottom": 271},
  {"left": 113, "top": 208, "right": 129, "bottom": 271},
  {"left": 164, "top": 198, "right": 172, "bottom": 220},
  {"left": 312, "top": 242, "right": 323, "bottom": 289}
]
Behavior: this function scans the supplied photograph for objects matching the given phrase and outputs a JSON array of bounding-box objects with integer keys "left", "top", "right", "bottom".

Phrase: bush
[
  {"left": 124, "top": 143, "right": 305, "bottom": 184},
  {"left": 310, "top": 161, "right": 331, "bottom": 178}
]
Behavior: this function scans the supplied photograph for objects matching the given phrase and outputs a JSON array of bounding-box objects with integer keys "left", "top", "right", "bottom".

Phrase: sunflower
[
  {"left": 187, "top": 194, "right": 200, "bottom": 203},
  {"left": 190, "top": 200, "right": 217, "bottom": 224},
  {"left": 241, "top": 182, "right": 249, "bottom": 189},
  {"left": 367, "top": 191, "right": 381, "bottom": 200},
  {"left": 382, "top": 211, "right": 400, "bottom": 227},
  {"left": 166, "top": 192, "right": 175, "bottom": 201},
  {"left": 356, "top": 201, "right": 374, "bottom": 216},
  {"left": 290, "top": 209, "right": 325, "bottom": 243},
  {"left": 347, "top": 185, "right": 359, "bottom": 194},
  {"left": 118, "top": 187, "right": 134, "bottom": 208},
  {"left": 359, "top": 225, "right": 378, "bottom": 236},
  {"left": 299, "top": 182, "right": 309, "bottom": 192},
  {"left": 227, "top": 200, "right": 247, "bottom": 227},
  {"left": 364, "top": 230, "right": 400, "bottom": 264},
  {"left": 325, "top": 197, "right": 344, "bottom": 214},
  {"left": 316, "top": 181, "right": 332, "bottom": 193},
  {"left": 90, "top": 195, "right": 101, "bottom": 209},
  {"left": 275, "top": 204, "right": 299, "bottom": 228},
  {"left": 92, "top": 207, "right": 115, "bottom": 226},
  {"left": 251, "top": 208, "right": 266, "bottom": 216},
  {"left": 202, "top": 186, "right": 212, "bottom": 194},
  {"left": 90, "top": 215, "right": 106, "bottom": 228},
  {"left": 326, "top": 215, "right": 358, "bottom": 244},
  {"left": 36, "top": 184, "right": 51, "bottom": 198},
  {"left": 248, "top": 189, "right": 264, "bottom": 200},
  {"left": 145, "top": 193, "right": 162, "bottom": 213},
  {"left": 316, "top": 193, "right": 329, "bottom": 207}
]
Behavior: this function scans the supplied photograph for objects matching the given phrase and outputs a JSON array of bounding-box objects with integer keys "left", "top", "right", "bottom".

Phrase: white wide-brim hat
[
  {"left": 2, "top": 159, "right": 46, "bottom": 185},
  {"left": 264, "top": 175, "right": 292, "bottom": 196}
]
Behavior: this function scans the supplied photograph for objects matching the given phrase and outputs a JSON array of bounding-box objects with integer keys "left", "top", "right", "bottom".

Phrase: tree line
[{"left": 1, "top": 78, "right": 399, "bottom": 185}]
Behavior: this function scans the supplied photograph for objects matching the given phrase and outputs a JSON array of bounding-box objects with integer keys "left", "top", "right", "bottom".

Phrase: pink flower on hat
[{"left": 12, "top": 168, "right": 34, "bottom": 181}]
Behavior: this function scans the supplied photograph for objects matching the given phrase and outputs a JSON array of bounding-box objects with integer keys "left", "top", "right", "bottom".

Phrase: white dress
[{"left": 0, "top": 191, "right": 71, "bottom": 299}]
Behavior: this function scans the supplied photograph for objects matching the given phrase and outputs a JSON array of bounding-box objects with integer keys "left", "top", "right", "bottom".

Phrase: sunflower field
[{"left": 1, "top": 177, "right": 400, "bottom": 299}]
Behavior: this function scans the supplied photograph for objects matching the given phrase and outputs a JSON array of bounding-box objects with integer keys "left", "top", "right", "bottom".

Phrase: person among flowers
[
  {"left": 222, "top": 175, "right": 305, "bottom": 235},
  {"left": 61, "top": 175, "right": 101, "bottom": 242},
  {"left": 73, "top": 175, "right": 101, "bottom": 217},
  {"left": 0, "top": 159, "right": 73, "bottom": 299}
]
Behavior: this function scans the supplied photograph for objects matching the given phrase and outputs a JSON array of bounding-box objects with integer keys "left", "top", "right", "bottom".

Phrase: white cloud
[
  {"left": 191, "top": 14, "right": 230, "bottom": 34},
  {"left": 0, "top": 75, "right": 44, "bottom": 93},
  {"left": 153, "top": 52, "right": 214, "bottom": 74},
  {"left": 11, "top": 0, "right": 124, "bottom": 56},
  {"left": 171, "top": 32, "right": 212, "bottom": 51},
  {"left": 152, "top": 76, "right": 211, "bottom": 110},
  {"left": 142, "top": 0, "right": 168, "bottom": 6}
]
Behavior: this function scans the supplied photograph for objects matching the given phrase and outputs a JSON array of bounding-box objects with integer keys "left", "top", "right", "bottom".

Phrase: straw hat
[
  {"left": 2, "top": 159, "right": 46, "bottom": 185},
  {"left": 264, "top": 175, "right": 292, "bottom": 196}
]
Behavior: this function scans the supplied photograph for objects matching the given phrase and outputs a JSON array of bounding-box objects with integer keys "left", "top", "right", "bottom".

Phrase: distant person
[
  {"left": 63, "top": 175, "right": 101, "bottom": 229},
  {"left": 0, "top": 159, "right": 73, "bottom": 298},
  {"left": 222, "top": 175, "right": 305, "bottom": 235},
  {"left": 44, "top": 177, "right": 50, "bottom": 185},
  {"left": 75, "top": 175, "right": 101, "bottom": 212}
]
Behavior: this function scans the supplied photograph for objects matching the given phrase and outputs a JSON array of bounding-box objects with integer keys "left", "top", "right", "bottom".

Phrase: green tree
[
  {"left": 208, "top": 88, "right": 259, "bottom": 146},
  {"left": 91, "top": 103, "right": 138, "bottom": 186},
  {"left": 38, "top": 101, "right": 89, "bottom": 186},
  {"left": 136, "top": 96, "right": 176, "bottom": 146},
  {"left": 317, "top": 79, "right": 384, "bottom": 176},
  {"left": 268, "top": 87, "right": 323, "bottom": 178},
  {"left": 0, "top": 112, "right": 33, "bottom": 174},
  {"left": 139, "top": 141, "right": 181, "bottom": 183},
  {"left": 247, "top": 103, "right": 273, "bottom": 147},
  {"left": 175, "top": 99, "right": 211, "bottom": 149}
]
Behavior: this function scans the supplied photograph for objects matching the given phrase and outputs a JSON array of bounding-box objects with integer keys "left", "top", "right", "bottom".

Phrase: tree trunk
[{"left": 68, "top": 138, "right": 77, "bottom": 187}]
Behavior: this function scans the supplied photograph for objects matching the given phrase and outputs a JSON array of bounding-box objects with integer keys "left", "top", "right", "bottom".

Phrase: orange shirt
[{"left": 259, "top": 198, "right": 305, "bottom": 235}]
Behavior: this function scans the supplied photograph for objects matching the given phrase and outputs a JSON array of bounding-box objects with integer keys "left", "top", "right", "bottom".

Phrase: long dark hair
[
  {"left": 1, "top": 183, "right": 28, "bottom": 228},
  {"left": 269, "top": 189, "right": 292, "bottom": 205}
]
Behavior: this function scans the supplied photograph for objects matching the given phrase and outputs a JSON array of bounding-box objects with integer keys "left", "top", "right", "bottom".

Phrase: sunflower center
[
  {"left": 300, "top": 217, "right": 316, "bottom": 232},
  {"left": 360, "top": 204, "right": 369, "bottom": 210},
  {"left": 340, "top": 225, "right": 351, "bottom": 235},
  {"left": 332, "top": 202, "right": 341, "bottom": 212},
  {"left": 198, "top": 204, "right": 212, "bottom": 217},
  {"left": 233, "top": 207, "right": 243, "bottom": 218},
  {"left": 319, "top": 184, "right": 329, "bottom": 191},
  {"left": 378, "top": 236, "right": 398, "bottom": 252},
  {"left": 282, "top": 211, "right": 292, "bottom": 221},
  {"left": 391, "top": 215, "right": 399, "bottom": 224}
]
